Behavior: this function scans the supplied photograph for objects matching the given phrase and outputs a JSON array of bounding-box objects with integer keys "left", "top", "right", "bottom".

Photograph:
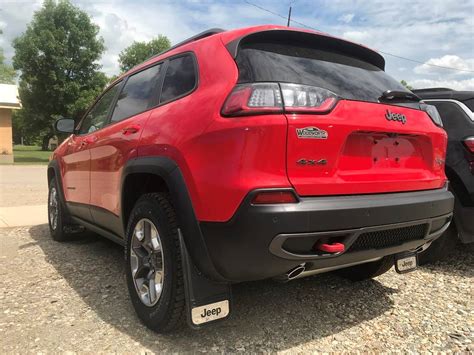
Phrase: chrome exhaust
[{"left": 274, "top": 263, "right": 306, "bottom": 282}]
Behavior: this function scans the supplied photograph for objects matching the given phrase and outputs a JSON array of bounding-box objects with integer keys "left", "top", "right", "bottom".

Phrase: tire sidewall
[{"left": 125, "top": 197, "right": 178, "bottom": 328}]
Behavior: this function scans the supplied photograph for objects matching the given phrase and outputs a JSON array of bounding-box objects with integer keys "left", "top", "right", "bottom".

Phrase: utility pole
[{"left": 287, "top": 6, "right": 292, "bottom": 27}]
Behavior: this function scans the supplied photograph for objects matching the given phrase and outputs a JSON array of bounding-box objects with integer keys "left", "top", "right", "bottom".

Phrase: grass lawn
[{"left": 12, "top": 145, "right": 51, "bottom": 164}]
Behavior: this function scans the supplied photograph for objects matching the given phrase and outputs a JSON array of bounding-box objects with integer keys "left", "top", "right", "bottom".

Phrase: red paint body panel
[
  {"left": 286, "top": 100, "right": 447, "bottom": 196},
  {"left": 60, "top": 135, "right": 91, "bottom": 206},
  {"left": 137, "top": 36, "right": 290, "bottom": 222},
  {"left": 89, "top": 111, "right": 151, "bottom": 216}
]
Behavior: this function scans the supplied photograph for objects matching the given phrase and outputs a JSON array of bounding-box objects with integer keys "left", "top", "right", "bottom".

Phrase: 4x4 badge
[{"left": 296, "top": 126, "right": 328, "bottom": 139}]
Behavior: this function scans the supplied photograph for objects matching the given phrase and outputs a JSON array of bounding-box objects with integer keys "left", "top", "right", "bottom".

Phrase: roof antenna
[{"left": 287, "top": 6, "right": 292, "bottom": 27}]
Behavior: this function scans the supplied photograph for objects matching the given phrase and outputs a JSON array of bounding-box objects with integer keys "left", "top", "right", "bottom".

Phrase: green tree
[
  {"left": 400, "top": 80, "right": 414, "bottom": 91},
  {"left": 0, "top": 30, "right": 16, "bottom": 84},
  {"left": 13, "top": 0, "right": 107, "bottom": 150},
  {"left": 118, "top": 36, "right": 171, "bottom": 72}
]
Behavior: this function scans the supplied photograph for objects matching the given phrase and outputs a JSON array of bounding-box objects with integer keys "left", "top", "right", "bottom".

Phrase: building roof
[{"left": 0, "top": 84, "right": 21, "bottom": 109}]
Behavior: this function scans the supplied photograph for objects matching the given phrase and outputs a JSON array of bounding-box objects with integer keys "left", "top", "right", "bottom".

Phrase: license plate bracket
[{"left": 395, "top": 252, "right": 418, "bottom": 274}]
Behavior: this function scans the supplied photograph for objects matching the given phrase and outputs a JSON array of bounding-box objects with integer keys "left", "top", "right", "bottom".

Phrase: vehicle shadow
[
  {"left": 29, "top": 224, "right": 398, "bottom": 352},
  {"left": 419, "top": 242, "right": 473, "bottom": 278}
]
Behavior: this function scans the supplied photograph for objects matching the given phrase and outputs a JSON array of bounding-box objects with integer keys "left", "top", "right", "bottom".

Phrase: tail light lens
[
  {"left": 251, "top": 190, "right": 298, "bottom": 204},
  {"left": 420, "top": 103, "right": 443, "bottom": 127},
  {"left": 221, "top": 83, "right": 283, "bottom": 116},
  {"left": 463, "top": 137, "right": 474, "bottom": 153},
  {"left": 222, "top": 82, "right": 338, "bottom": 117},
  {"left": 280, "top": 83, "right": 338, "bottom": 113}
]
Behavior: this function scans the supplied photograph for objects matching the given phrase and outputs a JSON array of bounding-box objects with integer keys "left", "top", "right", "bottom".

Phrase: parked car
[
  {"left": 48, "top": 25, "right": 454, "bottom": 332},
  {"left": 413, "top": 88, "right": 474, "bottom": 263}
]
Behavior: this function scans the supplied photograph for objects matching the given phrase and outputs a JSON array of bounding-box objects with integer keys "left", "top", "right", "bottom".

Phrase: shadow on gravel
[
  {"left": 29, "top": 224, "right": 401, "bottom": 351},
  {"left": 419, "top": 242, "right": 474, "bottom": 278}
]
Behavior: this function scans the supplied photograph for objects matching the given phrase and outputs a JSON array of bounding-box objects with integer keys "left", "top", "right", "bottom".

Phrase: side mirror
[{"left": 54, "top": 118, "right": 75, "bottom": 134}]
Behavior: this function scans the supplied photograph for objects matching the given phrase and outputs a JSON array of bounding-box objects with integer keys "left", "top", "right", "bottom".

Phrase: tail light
[
  {"left": 251, "top": 190, "right": 298, "bottom": 204},
  {"left": 420, "top": 103, "right": 443, "bottom": 127},
  {"left": 463, "top": 137, "right": 474, "bottom": 153},
  {"left": 280, "top": 83, "right": 338, "bottom": 113},
  {"left": 221, "top": 82, "right": 338, "bottom": 117}
]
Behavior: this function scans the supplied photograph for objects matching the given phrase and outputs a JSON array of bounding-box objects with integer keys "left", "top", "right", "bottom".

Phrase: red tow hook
[{"left": 315, "top": 242, "right": 345, "bottom": 253}]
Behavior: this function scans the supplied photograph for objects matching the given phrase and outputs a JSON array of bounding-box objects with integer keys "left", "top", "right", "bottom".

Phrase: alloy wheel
[
  {"left": 130, "top": 218, "right": 165, "bottom": 307},
  {"left": 48, "top": 186, "right": 59, "bottom": 231}
]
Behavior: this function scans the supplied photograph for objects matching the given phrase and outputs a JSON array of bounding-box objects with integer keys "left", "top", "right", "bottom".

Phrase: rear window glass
[
  {"left": 160, "top": 55, "right": 196, "bottom": 103},
  {"left": 236, "top": 42, "right": 410, "bottom": 103}
]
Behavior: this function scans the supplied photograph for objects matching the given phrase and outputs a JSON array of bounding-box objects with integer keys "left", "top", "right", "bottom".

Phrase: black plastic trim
[
  {"left": 269, "top": 214, "right": 452, "bottom": 261},
  {"left": 121, "top": 157, "right": 227, "bottom": 282},
  {"left": 70, "top": 215, "right": 125, "bottom": 246},
  {"left": 200, "top": 187, "right": 454, "bottom": 282}
]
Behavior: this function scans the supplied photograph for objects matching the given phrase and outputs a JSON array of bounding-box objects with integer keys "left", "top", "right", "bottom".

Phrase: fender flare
[{"left": 121, "top": 156, "right": 227, "bottom": 282}]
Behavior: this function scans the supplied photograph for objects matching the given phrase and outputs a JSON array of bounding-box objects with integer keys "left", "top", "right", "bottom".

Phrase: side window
[
  {"left": 111, "top": 64, "right": 162, "bottom": 123},
  {"left": 430, "top": 101, "right": 468, "bottom": 132},
  {"left": 79, "top": 83, "right": 121, "bottom": 134},
  {"left": 464, "top": 98, "right": 474, "bottom": 113},
  {"left": 160, "top": 55, "right": 197, "bottom": 103}
]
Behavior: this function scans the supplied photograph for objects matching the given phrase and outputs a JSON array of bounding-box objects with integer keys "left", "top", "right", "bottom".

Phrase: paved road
[
  {"left": 0, "top": 225, "right": 472, "bottom": 352},
  {"left": 0, "top": 165, "right": 47, "bottom": 207}
]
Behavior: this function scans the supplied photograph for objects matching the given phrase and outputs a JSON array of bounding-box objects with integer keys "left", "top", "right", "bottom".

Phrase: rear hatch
[{"left": 232, "top": 30, "right": 447, "bottom": 196}]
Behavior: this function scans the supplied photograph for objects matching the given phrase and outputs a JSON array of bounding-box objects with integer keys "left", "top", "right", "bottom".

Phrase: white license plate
[
  {"left": 395, "top": 254, "right": 418, "bottom": 274},
  {"left": 191, "top": 300, "right": 230, "bottom": 325}
]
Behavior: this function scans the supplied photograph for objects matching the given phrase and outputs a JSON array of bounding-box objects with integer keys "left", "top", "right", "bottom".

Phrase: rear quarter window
[{"left": 160, "top": 54, "right": 197, "bottom": 104}]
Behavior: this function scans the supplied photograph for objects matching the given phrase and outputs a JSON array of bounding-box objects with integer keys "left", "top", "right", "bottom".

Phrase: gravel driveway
[{"left": 0, "top": 224, "right": 472, "bottom": 352}]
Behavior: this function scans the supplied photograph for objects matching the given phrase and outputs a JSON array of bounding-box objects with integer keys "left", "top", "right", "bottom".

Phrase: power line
[{"left": 244, "top": 0, "right": 474, "bottom": 74}]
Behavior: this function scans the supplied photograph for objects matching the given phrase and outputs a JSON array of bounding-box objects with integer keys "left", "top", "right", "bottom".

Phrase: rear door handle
[
  {"left": 80, "top": 135, "right": 97, "bottom": 146},
  {"left": 122, "top": 125, "right": 141, "bottom": 135}
]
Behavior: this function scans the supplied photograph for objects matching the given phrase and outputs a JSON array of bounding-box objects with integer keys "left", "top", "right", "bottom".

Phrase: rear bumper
[{"left": 200, "top": 188, "right": 454, "bottom": 282}]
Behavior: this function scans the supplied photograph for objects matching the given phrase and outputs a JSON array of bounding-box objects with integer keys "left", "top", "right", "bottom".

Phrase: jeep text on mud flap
[{"left": 48, "top": 26, "right": 454, "bottom": 332}]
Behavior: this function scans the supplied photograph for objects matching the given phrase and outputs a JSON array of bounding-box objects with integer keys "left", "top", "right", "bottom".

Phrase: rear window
[{"left": 236, "top": 42, "right": 409, "bottom": 103}]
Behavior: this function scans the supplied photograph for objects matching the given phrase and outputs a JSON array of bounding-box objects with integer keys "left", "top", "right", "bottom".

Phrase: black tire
[
  {"left": 48, "top": 177, "right": 74, "bottom": 242},
  {"left": 335, "top": 256, "right": 394, "bottom": 281},
  {"left": 418, "top": 223, "right": 458, "bottom": 265},
  {"left": 125, "top": 193, "right": 185, "bottom": 332}
]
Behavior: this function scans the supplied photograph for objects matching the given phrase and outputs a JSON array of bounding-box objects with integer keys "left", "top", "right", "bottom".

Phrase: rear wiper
[{"left": 379, "top": 90, "right": 421, "bottom": 102}]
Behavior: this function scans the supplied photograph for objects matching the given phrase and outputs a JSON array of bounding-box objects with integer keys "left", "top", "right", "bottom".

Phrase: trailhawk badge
[{"left": 296, "top": 126, "right": 328, "bottom": 139}]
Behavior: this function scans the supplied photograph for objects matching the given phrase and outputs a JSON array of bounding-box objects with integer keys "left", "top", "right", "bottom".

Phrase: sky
[{"left": 0, "top": 0, "right": 473, "bottom": 90}]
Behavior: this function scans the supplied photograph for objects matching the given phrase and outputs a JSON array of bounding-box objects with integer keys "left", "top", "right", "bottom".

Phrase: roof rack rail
[
  {"left": 146, "top": 28, "right": 225, "bottom": 62},
  {"left": 412, "top": 88, "right": 454, "bottom": 93}
]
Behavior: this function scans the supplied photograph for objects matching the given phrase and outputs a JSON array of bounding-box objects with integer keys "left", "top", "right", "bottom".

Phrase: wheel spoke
[
  {"left": 129, "top": 218, "right": 165, "bottom": 307},
  {"left": 148, "top": 271, "right": 157, "bottom": 303},
  {"left": 150, "top": 226, "right": 161, "bottom": 251}
]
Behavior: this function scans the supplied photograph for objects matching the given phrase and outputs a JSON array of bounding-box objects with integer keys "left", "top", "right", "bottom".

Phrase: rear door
[
  {"left": 235, "top": 38, "right": 447, "bottom": 196},
  {"left": 88, "top": 63, "right": 163, "bottom": 234}
]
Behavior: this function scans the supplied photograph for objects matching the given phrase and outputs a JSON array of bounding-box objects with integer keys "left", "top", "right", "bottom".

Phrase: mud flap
[{"left": 178, "top": 229, "right": 232, "bottom": 329}]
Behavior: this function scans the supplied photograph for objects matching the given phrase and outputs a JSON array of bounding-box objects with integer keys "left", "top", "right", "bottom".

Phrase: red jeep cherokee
[{"left": 49, "top": 25, "right": 454, "bottom": 331}]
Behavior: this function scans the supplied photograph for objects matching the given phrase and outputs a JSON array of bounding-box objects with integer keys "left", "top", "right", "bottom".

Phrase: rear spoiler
[{"left": 225, "top": 29, "right": 386, "bottom": 71}]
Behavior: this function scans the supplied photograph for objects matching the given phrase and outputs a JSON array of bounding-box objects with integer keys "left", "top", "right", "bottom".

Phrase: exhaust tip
[
  {"left": 287, "top": 265, "right": 305, "bottom": 280},
  {"left": 274, "top": 264, "right": 306, "bottom": 282}
]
